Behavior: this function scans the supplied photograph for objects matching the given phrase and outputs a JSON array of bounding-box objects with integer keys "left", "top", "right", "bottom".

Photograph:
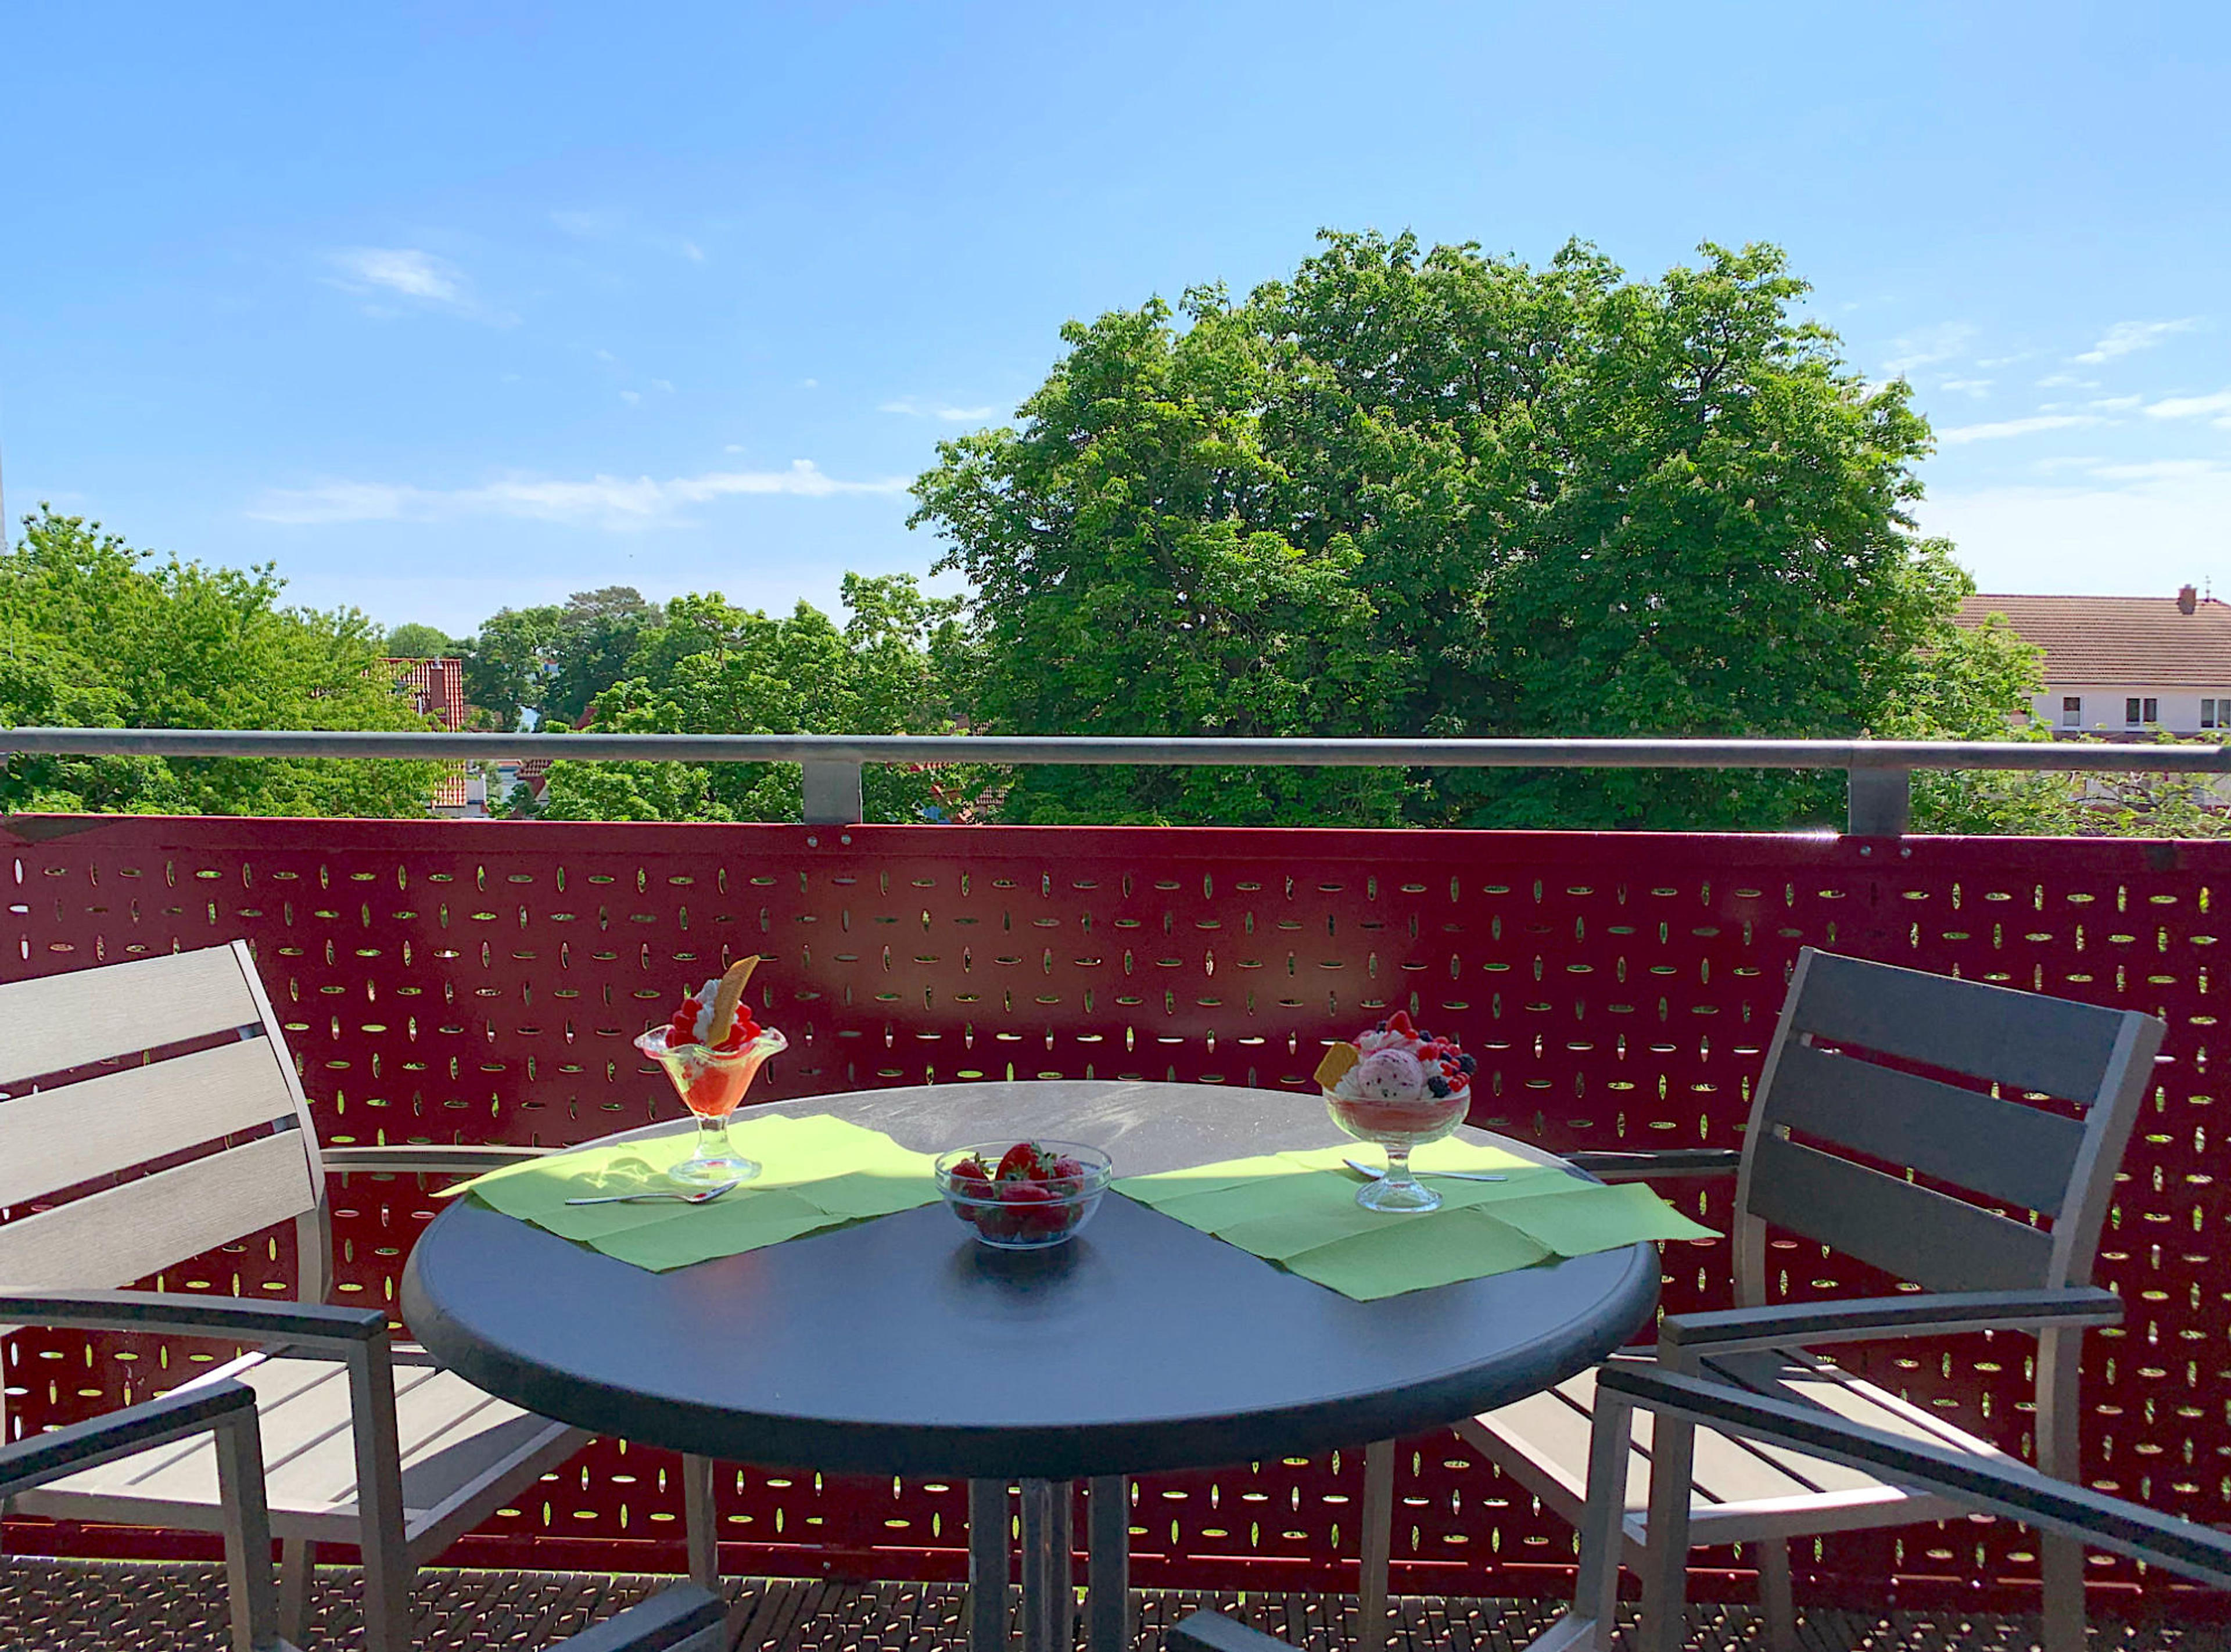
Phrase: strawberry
[
  {"left": 996, "top": 1141, "right": 1043, "bottom": 1182},
  {"left": 998, "top": 1180, "right": 1063, "bottom": 1236},
  {"left": 1046, "top": 1154, "right": 1086, "bottom": 1195},
  {"left": 1386, "top": 1010, "right": 1416, "bottom": 1039}
]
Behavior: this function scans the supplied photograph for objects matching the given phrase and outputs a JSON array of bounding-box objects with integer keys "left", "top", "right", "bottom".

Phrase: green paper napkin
[
  {"left": 1486, "top": 1180, "right": 1718, "bottom": 1253},
  {"left": 439, "top": 1114, "right": 943, "bottom": 1272},
  {"left": 1281, "top": 1208, "right": 1555, "bottom": 1301},
  {"left": 1115, "top": 1144, "right": 1717, "bottom": 1301}
]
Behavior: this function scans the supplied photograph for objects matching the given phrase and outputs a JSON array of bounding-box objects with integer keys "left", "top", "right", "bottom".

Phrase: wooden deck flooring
[{"left": 0, "top": 1559, "right": 2217, "bottom": 1651}]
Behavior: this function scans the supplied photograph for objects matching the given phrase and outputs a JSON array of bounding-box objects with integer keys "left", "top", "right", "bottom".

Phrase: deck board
[{"left": 0, "top": 1559, "right": 2206, "bottom": 1650}]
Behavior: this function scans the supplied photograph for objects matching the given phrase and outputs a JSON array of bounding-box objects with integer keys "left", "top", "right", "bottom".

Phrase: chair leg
[
  {"left": 278, "top": 1538, "right": 316, "bottom": 1646},
  {"left": 1756, "top": 1540, "right": 1799, "bottom": 1652},
  {"left": 346, "top": 1341, "right": 416, "bottom": 1652},
  {"left": 1358, "top": 1439, "right": 1395, "bottom": 1652},
  {"left": 1635, "top": 1414, "right": 1698, "bottom": 1652},
  {"left": 1537, "top": 1390, "right": 1633, "bottom": 1652},
  {"left": 681, "top": 1454, "right": 719, "bottom": 1588},
  {"left": 2040, "top": 1531, "right": 2086, "bottom": 1652}
]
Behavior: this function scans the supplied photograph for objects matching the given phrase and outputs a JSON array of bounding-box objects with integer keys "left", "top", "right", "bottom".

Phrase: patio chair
[
  {"left": 2, "top": 1379, "right": 282, "bottom": 1650},
  {"left": 0, "top": 940, "right": 713, "bottom": 1652},
  {"left": 1, "top": 1376, "right": 727, "bottom": 1651},
  {"left": 1357, "top": 946, "right": 2162, "bottom": 1652},
  {"left": 1173, "top": 1363, "right": 2231, "bottom": 1652}
]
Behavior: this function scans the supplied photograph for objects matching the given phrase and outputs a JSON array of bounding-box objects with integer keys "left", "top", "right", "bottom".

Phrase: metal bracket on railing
[
  {"left": 1845, "top": 767, "right": 1910, "bottom": 837},
  {"left": 801, "top": 762, "right": 864, "bottom": 825}
]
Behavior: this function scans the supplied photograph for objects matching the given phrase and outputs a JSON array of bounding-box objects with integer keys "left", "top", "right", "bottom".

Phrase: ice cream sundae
[
  {"left": 637, "top": 956, "right": 788, "bottom": 1186},
  {"left": 1316, "top": 1010, "right": 1476, "bottom": 1212}
]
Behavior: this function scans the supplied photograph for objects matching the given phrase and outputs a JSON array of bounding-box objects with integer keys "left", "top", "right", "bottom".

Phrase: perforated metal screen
[{"left": 2, "top": 817, "right": 2221, "bottom": 1616}]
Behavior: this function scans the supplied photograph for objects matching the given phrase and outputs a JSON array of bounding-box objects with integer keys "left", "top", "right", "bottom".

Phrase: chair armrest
[
  {"left": 1659, "top": 1287, "right": 2124, "bottom": 1359},
  {"left": 1561, "top": 1148, "right": 1741, "bottom": 1180},
  {"left": 0, "top": 1288, "right": 388, "bottom": 1349},
  {"left": 1595, "top": 1364, "right": 2231, "bottom": 1591},
  {"left": 1166, "top": 1610, "right": 1296, "bottom": 1652},
  {"left": 321, "top": 1144, "right": 553, "bottom": 1175},
  {"left": 0, "top": 1379, "right": 260, "bottom": 1499},
  {"left": 553, "top": 1584, "right": 727, "bottom": 1652}
]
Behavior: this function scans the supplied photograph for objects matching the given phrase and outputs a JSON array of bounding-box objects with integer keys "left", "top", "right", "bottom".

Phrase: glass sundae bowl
[
  {"left": 636, "top": 1022, "right": 787, "bottom": 1188},
  {"left": 1319, "top": 1012, "right": 1476, "bottom": 1212}
]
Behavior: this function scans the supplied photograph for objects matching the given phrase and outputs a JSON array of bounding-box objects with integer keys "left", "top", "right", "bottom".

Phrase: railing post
[
  {"left": 1845, "top": 767, "right": 1910, "bottom": 836},
  {"left": 801, "top": 762, "right": 863, "bottom": 825}
]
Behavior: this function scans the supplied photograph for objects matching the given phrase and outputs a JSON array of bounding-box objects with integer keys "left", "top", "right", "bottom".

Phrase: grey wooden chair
[
  {"left": 1360, "top": 946, "right": 2162, "bottom": 1652},
  {"left": 1, "top": 1373, "right": 727, "bottom": 1651},
  {"left": 0, "top": 940, "right": 698, "bottom": 1652},
  {"left": 1177, "top": 1362, "right": 2231, "bottom": 1652},
  {"left": 2, "top": 1378, "right": 284, "bottom": 1651}
]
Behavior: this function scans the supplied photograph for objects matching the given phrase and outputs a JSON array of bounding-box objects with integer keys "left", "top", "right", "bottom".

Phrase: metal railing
[{"left": 5, "top": 726, "right": 2228, "bottom": 833}]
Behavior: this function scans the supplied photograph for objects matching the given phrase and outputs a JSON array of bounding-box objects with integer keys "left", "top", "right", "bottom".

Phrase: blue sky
[{"left": 8, "top": 1, "right": 2231, "bottom": 637}]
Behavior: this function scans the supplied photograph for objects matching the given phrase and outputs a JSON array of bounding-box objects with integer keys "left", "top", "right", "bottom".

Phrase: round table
[{"left": 402, "top": 1080, "right": 1659, "bottom": 1652}]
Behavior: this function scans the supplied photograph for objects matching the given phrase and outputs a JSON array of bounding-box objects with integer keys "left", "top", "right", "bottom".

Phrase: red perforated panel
[{"left": 2, "top": 818, "right": 2221, "bottom": 1618}]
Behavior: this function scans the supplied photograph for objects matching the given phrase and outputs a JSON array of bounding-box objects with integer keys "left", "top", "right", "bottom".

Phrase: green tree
[
  {"left": 536, "top": 574, "right": 991, "bottom": 823},
  {"left": 0, "top": 508, "right": 443, "bottom": 816},
  {"left": 382, "top": 622, "right": 461, "bottom": 658},
  {"left": 463, "top": 586, "right": 657, "bottom": 728},
  {"left": 910, "top": 232, "right": 2032, "bottom": 829}
]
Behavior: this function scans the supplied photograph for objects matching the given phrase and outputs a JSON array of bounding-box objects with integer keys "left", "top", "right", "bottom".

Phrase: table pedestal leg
[
  {"left": 1019, "top": 1479, "right": 1074, "bottom": 1652},
  {"left": 968, "top": 1479, "right": 1012, "bottom": 1652},
  {"left": 1086, "top": 1475, "right": 1129, "bottom": 1652}
]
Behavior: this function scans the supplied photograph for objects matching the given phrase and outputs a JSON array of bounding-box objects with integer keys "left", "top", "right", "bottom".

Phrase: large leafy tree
[
  {"left": 0, "top": 508, "right": 442, "bottom": 816},
  {"left": 535, "top": 573, "right": 991, "bottom": 823},
  {"left": 464, "top": 586, "right": 658, "bottom": 729},
  {"left": 910, "top": 233, "right": 2033, "bottom": 829}
]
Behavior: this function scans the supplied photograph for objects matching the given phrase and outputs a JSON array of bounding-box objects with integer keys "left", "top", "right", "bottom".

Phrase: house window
[
  {"left": 2205, "top": 699, "right": 2216, "bottom": 730},
  {"left": 2145, "top": 697, "right": 2160, "bottom": 723},
  {"left": 2062, "top": 696, "right": 2082, "bottom": 728},
  {"left": 2127, "top": 697, "right": 2143, "bottom": 724}
]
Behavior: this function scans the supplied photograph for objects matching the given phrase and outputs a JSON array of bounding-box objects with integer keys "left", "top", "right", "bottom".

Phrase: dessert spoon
[{"left": 565, "top": 1180, "right": 742, "bottom": 1205}]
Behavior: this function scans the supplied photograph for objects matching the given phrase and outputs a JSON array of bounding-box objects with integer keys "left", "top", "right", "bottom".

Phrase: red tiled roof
[
  {"left": 384, "top": 658, "right": 469, "bottom": 807},
  {"left": 1953, "top": 594, "right": 2231, "bottom": 688}
]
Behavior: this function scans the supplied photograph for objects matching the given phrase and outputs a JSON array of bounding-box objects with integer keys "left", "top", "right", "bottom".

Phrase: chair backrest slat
[
  {"left": 0, "top": 947, "right": 268, "bottom": 1089},
  {"left": 1747, "top": 1133, "right": 2057, "bottom": 1295},
  {"left": 0, "top": 1129, "right": 317, "bottom": 1292},
  {"left": 1787, "top": 949, "right": 2132, "bottom": 1104},
  {"left": 0, "top": 1036, "right": 303, "bottom": 1208},
  {"left": 1764, "top": 1042, "right": 2089, "bottom": 1217}
]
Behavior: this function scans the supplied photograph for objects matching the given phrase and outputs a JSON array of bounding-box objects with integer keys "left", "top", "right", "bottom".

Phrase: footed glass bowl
[
  {"left": 636, "top": 1024, "right": 788, "bottom": 1187},
  {"left": 1325, "top": 1087, "right": 1469, "bottom": 1212}
]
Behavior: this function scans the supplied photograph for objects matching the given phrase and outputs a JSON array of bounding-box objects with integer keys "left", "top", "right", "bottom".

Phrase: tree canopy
[
  {"left": 533, "top": 573, "right": 991, "bottom": 823},
  {"left": 910, "top": 232, "right": 2036, "bottom": 829},
  {"left": 0, "top": 508, "right": 443, "bottom": 816}
]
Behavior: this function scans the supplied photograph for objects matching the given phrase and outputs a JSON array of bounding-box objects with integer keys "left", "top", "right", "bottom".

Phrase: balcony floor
[{"left": 0, "top": 1560, "right": 2214, "bottom": 1651}]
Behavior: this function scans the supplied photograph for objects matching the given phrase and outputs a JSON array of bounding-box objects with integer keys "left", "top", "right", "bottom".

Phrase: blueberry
[
  {"left": 1427, "top": 1077, "right": 1451, "bottom": 1098},
  {"left": 1457, "top": 1054, "right": 1477, "bottom": 1073}
]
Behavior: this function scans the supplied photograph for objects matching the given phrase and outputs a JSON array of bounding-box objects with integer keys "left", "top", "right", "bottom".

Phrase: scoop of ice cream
[{"left": 1342, "top": 1047, "right": 1429, "bottom": 1103}]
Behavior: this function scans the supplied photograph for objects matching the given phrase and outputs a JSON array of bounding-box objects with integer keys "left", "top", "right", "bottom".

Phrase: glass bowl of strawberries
[{"left": 935, "top": 1140, "right": 1113, "bottom": 1250}]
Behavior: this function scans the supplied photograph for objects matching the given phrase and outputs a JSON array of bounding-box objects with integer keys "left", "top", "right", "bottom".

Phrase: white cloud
[
  {"left": 1917, "top": 462, "right": 2231, "bottom": 595},
  {"left": 327, "top": 247, "right": 511, "bottom": 323},
  {"left": 2035, "top": 373, "right": 2092, "bottom": 389},
  {"left": 249, "top": 460, "right": 908, "bottom": 531},
  {"left": 799, "top": 378, "right": 820, "bottom": 390},
  {"left": 2088, "top": 394, "right": 2143, "bottom": 412},
  {"left": 619, "top": 390, "right": 642, "bottom": 405},
  {"left": 2073, "top": 318, "right": 2200, "bottom": 364},
  {"left": 2144, "top": 387, "right": 2231, "bottom": 419},
  {"left": 880, "top": 397, "right": 999, "bottom": 422},
  {"left": 1938, "top": 378, "right": 1992, "bottom": 397},
  {"left": 1882, "top": 322, "right": 1977, "bottom": 378},
  {"left": 1937, "top": 414, "right": 2104, "bottom": 445},
  {"left": 1975, "top": 353, "right": 2031, "bottom": 368},
  {"left": 680, "top": 239, "right": 705, "bottom": 262},
  {"left": 550, "top": 210, "right": 609, "bottom": 238}
]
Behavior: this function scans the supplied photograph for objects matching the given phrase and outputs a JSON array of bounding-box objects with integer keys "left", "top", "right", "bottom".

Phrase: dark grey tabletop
[{"left": 401, "top": 1081, "right": 1659, "bottom": 1480}]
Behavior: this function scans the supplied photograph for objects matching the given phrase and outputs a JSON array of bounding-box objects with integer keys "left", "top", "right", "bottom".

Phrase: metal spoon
[
  {"left": 1343, "top": 1157, "right": 1507, "bottom": 1183},
  {"left": 565, "top": 1180, "right": 742, "bottom": 1206}
]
